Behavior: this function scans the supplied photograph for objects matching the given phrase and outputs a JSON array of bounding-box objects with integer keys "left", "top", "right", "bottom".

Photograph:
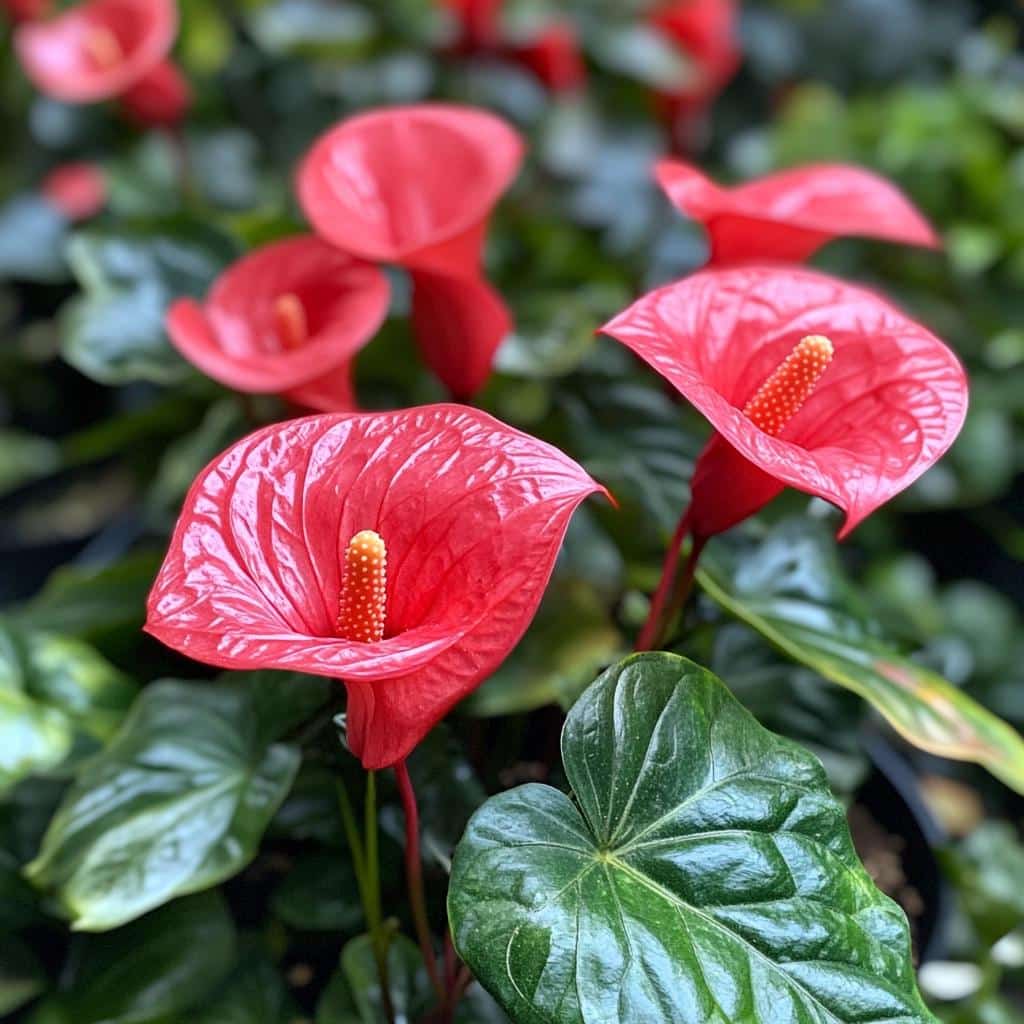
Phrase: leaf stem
[
  {"left": 337, "top": 775, "right": 395, "bottom": 1024},
  {"left": 394, "top": 758, "right": 446, "bottom": 1006},
  {"left": 635, "top": 508, "right": 692, "bottom": 651}
]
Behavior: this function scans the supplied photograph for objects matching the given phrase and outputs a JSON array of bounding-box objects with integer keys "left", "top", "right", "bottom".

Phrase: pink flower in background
[
  {"left": 166, "top": 236, "right": 390, "bottom": 412},
  {"left": 15, "top": 0, "right": 189, "bottom": 126},
  {"left": 41, "top": 162, "right": 107, "bottom": 221},
  {"left": 298, "top": 104, "right": 524, "bottom": 400},
  {"left": 656, "top": 160, "right": 941, "bottom": 263}
]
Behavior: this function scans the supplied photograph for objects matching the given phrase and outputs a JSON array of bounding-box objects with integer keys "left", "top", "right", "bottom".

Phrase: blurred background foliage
[{"left": 1, "top": 0, "right": 1023, "bottom": 1021}]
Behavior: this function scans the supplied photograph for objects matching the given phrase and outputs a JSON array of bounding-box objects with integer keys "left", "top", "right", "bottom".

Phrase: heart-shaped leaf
[
  {"left": 26, "top": 679, "right": 301, "bottom": 930},
  {"left": 697, "top": 519, "right": 1024, "bottom": 795},
  {"left": 449, "top": 652, "right": 935, "bottom": 1024}
]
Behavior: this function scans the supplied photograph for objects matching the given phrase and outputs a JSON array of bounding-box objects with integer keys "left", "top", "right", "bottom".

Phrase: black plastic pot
[{"left": 854, "top": 734, "right": 952, "bottom": 964}]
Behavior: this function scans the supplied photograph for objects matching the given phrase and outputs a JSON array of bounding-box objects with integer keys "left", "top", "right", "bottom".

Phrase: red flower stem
[
  {"left": 394, "top": 759, "right": 445, "bottom": 1006},
  {"left": 635, "top": 508, "right": 692, "bottom": 651},
  {"left": 336, "top": 774, "right": 395, "bottom": 1024},
  {"left": 660, "top": 534, "right": 708, "bottom": 645}
]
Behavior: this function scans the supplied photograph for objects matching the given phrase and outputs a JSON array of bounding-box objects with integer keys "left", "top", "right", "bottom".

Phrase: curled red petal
[
  {"left": 601, "top": 265, "right": 968, "bottom": 537},
  {"left": 15, "top": 0, "right": 176, "bottom": 103},
  {"left": 656, "top": 160, "right": 941, "bottom": 264},
  {"left": 297, "top": 104, "right": 523, "bottom": 265},
  {"left": 3, "top": 0, "right": 53, "bottom": 24},
  {"left": 146, "top": 405, "right": 606, "bottom": 766},
  {"left": 166, "top": 236, "right": 390, "bottom": 411},
  {"left": 41, "top": 161, "right": 107, "bottom": 222}
]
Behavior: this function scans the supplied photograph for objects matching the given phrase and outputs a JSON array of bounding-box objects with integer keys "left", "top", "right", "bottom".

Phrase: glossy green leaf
[
  {"left": 465, "top": 583, "right": 623, "bottom": 718},
  {"left": 697, "top": 519, "right": 1024, "bottom": 795},
  {"left": 449, "top": 652, "right": 935, "bottom": 1024},
  {"left": 26, "top": 680, "right": 301, "bottom": 930},
  {"left": 60, "top": 220, "right": 239, "bottom": 385},
  {"left": 187, "top": 949, "right": 299, "bottom": 1024},
  {"left": 0, "top": 430, "right": 62, "bottom": 498},
  {"left": 42, "top": 892, "right": 235, "bottom": 1023},
  {"left": 14, "top": 552, "right": 162, "bottom": 642},
  {"left": 317, "top": 935, "right": 427, "bottom": 1024},
  {"left": 271, "top": 850, "right": 362, "bottom": 932},
  {"left": 941, "top": 823, "right": 1024, "bottom": 944},
  {"left": 0, "top": 620, "right": 136, "bottom": 793}
]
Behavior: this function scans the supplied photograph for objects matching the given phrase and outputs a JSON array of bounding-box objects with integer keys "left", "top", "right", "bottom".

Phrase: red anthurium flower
[
  {"left": 15, "top": 0, "right": 189, "bottom": 127},
  {"left": 298, "top": 104, "right": 524, "bottom": 400},
  {"left": 602, "top": 265, "right": 967, "bottom": 541},
  {"left": 649, "top": 0, "right": 740, "bottom": 146},
  {"left": 656, "top": 160, "right": 942, "bottom": 264},
  {"left": 145, "top": 405, "right": 605, "bottom": 768},
  {"left": 166, "top": 236, "right": 390, "bottom": 412},
  {"left": 41, "top": 161, "right": 107, "bottom": 222}
]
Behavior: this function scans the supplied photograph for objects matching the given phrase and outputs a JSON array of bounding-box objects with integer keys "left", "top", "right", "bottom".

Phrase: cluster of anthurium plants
[{"left": 3, "top": 0, "right": 1024, "bottom": 1022}]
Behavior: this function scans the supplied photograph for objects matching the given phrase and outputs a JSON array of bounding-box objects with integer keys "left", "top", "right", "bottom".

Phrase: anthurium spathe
[
  {"left": 297, "top": 104, "right": 524, "bottom": 400},
  {"left": 145, "top": 405, "right": 605, "bottom": 768},
  {"left": 602, "top": 265, "right": 968, "bottom": 542},
  {"left": 656, "top": 160, "right": 941, "bottom": 263},
  {"left": 166, "top": 236, "right": 389, "bottom": 412},
  {"left": 14, "top": 0, "right": 188, "bottom": 126}
]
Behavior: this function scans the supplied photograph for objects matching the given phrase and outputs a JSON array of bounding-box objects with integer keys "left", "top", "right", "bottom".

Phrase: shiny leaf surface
[
  {"left": 698, "top": 520, "right": 1024, "bottom": 794},
  {"left": 449, "top": 652, "right": 935, "bottom": 1024},
  {"left": 26, "top": 680, "right": 300, "bottom": 930}
]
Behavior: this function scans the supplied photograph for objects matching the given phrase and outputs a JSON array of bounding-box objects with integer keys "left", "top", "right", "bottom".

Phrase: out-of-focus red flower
[
  {"left": 145, "top": 405, "right": 606, "bottom": 767},
  {"left": 166, "top": 236, "right": 390, "bottom": 412},
  {"left": 119, "top": 57, "right": 190, "bottom": 127},
  {"left": 15, "top": 0, "right": 189, "bottom": 127},
  {"left": 2, "top": 0, "right": 52, "bottom": 24},
  {"left": 41, "top": 161, "right": 107, "bottom": 221},
  {"left": 298, "top": 104, "right": 524, "bottom": 400},
  {"left": 602, "top": 265, "right": 967, "bottom": 540},
  {"left": 443, "top": 0, "right": 502, "bottom": 51},
  {"left": 440, "top": 0, "right": 585, "bottom": 92},
  {"left": 656, "top": 160, "right": 942, "bottom": 263},
  {"left": 649, "top": 0, "right": 740, "bottom": 147},
  {"left": 15, "top": 0, "right": 176, "bottom": 103},
  {"left": 506, "top": 22, "right": 586, "bottom": 93}
]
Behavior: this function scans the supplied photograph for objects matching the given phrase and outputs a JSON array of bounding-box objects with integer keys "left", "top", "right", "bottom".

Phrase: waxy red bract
[
  {"left": 297, "top": 104, "right": 524, "bottom": 400},
  {"left": 15, "top": 0, "right": 177, "bottom": 104},
  {"left": 602, "top": 266, "right": 968, "bottom": 539},
  {"left": 166, "top": 236, "right": 389, "bottom": 412},
  {"left": 656, "top": 160, "right": 941, "bottom": 264},
  {"left": 145, "top": 405, "right": 605, "bottom": 768}
]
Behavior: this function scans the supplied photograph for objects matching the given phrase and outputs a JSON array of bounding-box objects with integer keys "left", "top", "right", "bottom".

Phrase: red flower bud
[
  {"left": 656, "top": 160, "right": 941, "bottom": 264},
  {"left": 297, "top": 104, "right": 524, "bottom": 400},
  {"left": 146, "top": 405, "right": 606, "bottom": 767},
  {"left": 119, "top": 57, "right": 190, "bottom": 127},
  {"left": 166, "top": 236, "right": 390, "bottom": 412}
]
